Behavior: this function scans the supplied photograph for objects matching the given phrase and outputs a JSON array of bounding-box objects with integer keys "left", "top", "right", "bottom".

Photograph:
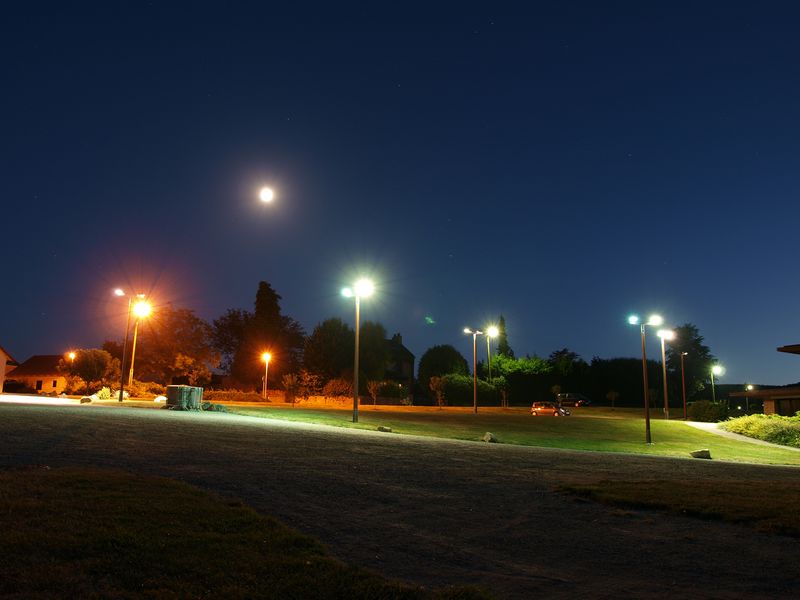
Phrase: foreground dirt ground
[{"left": 1, "top": 403, "right": 798, "bottom": 599}]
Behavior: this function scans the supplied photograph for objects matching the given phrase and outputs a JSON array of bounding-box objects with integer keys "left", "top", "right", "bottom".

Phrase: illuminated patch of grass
[
  {"left": 230, "top": 406, "right": 800, "bottom": 465},
  {"left": 560, "top": 479, "right": 800, "bottom": 536},
  {"left": 0, "top": 467, "right": 490, "bottom": 600}
]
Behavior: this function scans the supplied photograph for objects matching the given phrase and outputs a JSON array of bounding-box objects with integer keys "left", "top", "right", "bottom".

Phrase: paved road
[{"left": 1, "top": 402, "right": 798, "bottom": 599}]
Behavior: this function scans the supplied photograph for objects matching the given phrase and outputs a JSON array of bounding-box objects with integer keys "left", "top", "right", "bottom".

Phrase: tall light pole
[
  {"left": 261, "top": 352, "right": 272, "bottom": 400},
  {"left": 342, "top": 278, "right": 374, "bottom": 423},
  {"left": 628, "top": 314, "right": 663, "bottom": 444},
  {"left": 657, "top": 329, "right": 675, "bottom": 420},
  {"left": 128, "top": 299, "right": 152, "bottom": 387},
  {"left": 680, "top": 352, "right": 688, "bottom": 420},
  {"left": 745, "top": 383, "right": 754, "bottom": 413},
  {"left": 115, "top": 289, "right": 146, "bottom": 402},
  {"left": 464, "top": 328, "right": 484, "bottom": 414},
  {"left": 485, "top": 325, "right": 499, "bottom": 384},
  {"left": 711, "top": 364, "right": 724, "bottom": 403}
]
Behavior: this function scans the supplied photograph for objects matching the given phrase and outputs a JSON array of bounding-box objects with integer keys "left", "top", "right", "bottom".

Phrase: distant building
[
  {"left": 385, "top": 333, "right": 415, "bottom": 396},
  {"left": 0, "top": 345, "right": 19, "bottom": 393},
  {"left": 4, "top": 355, "right": 67, "bottom": 394},
  {"left": 730, "top": 344, "right": 800, "bottom": 416}
]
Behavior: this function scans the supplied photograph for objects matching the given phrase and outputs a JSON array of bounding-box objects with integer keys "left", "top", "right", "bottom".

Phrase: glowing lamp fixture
[
  {"left": 656, "top": 329, "right": 675, "bottom": 341},
  {"left": 133, "top": 300, "right": 152, "bottom": 318},
  {"left": 262, "top": 352, "right": 272, "bottom": 363},
  {"left": 67, "top": 352, "right": 76, "bottom": 361},
  {"left": 711, "top": 364, "right": 724, "bottom": 376},
  {"left": 342, "top": 277, "right": 376, "bottom": 423},
  {"left": 487, "top": 325, "right": 499, "bottom": 338}
]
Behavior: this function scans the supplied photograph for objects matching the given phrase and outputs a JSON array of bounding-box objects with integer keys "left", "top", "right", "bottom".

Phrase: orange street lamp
[
  {"left": 128, "top": 299, "right": 152, "bottom": 387},
  {"left": 115, "top": 289, "right": 145, "bottom": 402},
  {"left": 261, "top": 352, "right": 272, "bottom": 400},
  {"left": 67, "top": 351, "right": 76, "bottom": 365}
]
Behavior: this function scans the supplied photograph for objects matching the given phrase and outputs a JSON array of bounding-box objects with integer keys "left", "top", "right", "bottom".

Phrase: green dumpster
[{"left": 166, "top": 385, "right": 204, "bottom": 410}]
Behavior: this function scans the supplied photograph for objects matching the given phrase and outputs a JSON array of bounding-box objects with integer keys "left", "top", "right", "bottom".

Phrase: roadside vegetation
[
  {"left": 721, "top": 413, "right": 800, "bottom": 448},
  {"left": 0, "top": 467, "right": 488, "bottom": 600},
  {"left": 229, "top": 405, "right": 800, "bottom": 465}
]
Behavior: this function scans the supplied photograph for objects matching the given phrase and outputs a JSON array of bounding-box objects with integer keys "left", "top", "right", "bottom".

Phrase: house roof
[
  {"left": 8, "top": 355, "right": 64, "bottom": 377},
  {"left": 0, "top": 344, "right": 18, "bottom": 366},
  {"left": 730, "top": 386, "right": 800, "bottom": 399}
]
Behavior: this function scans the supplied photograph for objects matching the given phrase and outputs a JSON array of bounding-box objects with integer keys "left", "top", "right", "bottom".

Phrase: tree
[
  {"left": 367, "top": 380, "right": 381, "bottom": 405},
  {"left": 429, "top": 376, "right": 446, "bottom": 408},
  {"left": 665, "top": 323, "right": 716, "bottom": 399},
  {"left": 496, "top": 315, "right": 514, "bottom": 358},
  {"left": 303, "top": 318, "right": 354, "bottom": 381},
  {"left": 359, "top": 321, "right": 389, "bottom": 383},
  {"left": 212, "top": 281, "right": 306, "bottom": 387},
  {"left": 64, "top": 349, "right": 120, "bottom": 393},
  {"left": 417, "top": 345, "right": 468, "bottom": 393},
  {"left": 106, "top": 304, "right": 218, "bottom": 385}
]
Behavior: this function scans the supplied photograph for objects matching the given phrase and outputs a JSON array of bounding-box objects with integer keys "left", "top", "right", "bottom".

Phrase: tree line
[{"left": 62, "top": 280, "right": 721, "bottom": 406}]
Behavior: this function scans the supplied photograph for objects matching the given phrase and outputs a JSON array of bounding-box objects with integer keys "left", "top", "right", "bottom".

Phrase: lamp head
[
  {"left": 656, "top": 329, "right": 675, "bottom": 341},
  {"left": 487, "top": 326, "right": 499, "bottom": 338},
  {"left": 259, "top": 187, "right": 274, "bottom": 203},
  {"left": 133, "top": 300, "right": 152, "bottom": 318},
  {"left": 262, "top": 352, "right": 272, "bottom": 363},
  {"left": 647, "top": 314, "right": 664, "bottom": 327},
  {"left": 627, "top": 315, "right": 640, "bottom": 325},
  {"left": 711, "top": 364, "right": 724, "bottom": 376},
  {"left": 354, "top": 278, "right": 374, "bottom": 297}
]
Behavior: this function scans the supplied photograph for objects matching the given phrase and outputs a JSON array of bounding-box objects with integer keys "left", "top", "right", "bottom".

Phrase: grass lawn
[
  {"left": 560, "top": 479, "right": 800, "bottom": 537},
  {"left": 0, "top": 467, "right": 488, "bottom": 600},
  {"left": 230, "top": 405, "right": 800, "bottom": 466}
]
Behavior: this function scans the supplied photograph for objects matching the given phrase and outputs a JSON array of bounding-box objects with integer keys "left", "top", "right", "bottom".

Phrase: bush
[
  {"left": 322, "top": 378, "right": 352, "bottom": 398},
  {"left": 126, "top": 380, "right": 166, "bottom": 399},
  {"left": 95, "top": 387, "right": 112, "bottom": 400},
  {"left": 441, "top": 374, "right": 499, "bottom": 407},
  {"left": 203, "top": 390, "right": 264, "bottom": 403},
  {"left": 721, "top": 414, "right": 800, "bottom": 448},
  {"left": 687, "top": 400, "right": 728, "bottom": 422}
]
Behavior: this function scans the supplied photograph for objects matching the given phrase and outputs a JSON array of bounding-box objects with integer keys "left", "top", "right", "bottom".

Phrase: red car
[{"left": 531, "top": 401, "right": 570, "bottom": 416}]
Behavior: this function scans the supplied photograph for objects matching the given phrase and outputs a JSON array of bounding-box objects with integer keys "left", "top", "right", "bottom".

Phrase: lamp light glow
[
  {"left": 712, "top": 364, "right": 724, "bottom": 376},
  {"left": 354, "top": 278, "right": 374, "bottom": 297},
  {"left": 262, "top": 352, "right": 272, "bottom": 363},
  {"left": 647, "top": 314, "right": 664, "bottom": 327},
  {"left": 133, "top": 300, "right": 152, "bottom": 318},
  {"left": 487, "top": 326, "right": 499, "bottom": 338},
  {"left": 628, "top": 315, "right": 640, "bottom": 325},
  {"left": 656, "top": 329, "right": 675, "bottom": 340}
]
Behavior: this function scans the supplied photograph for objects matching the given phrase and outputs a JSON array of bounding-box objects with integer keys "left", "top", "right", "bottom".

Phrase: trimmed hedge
[
  {"left": 687, "top": 400, "right": 728, "bottom": 422},
  {"left": 721, "top": 414, "right": 800, "bottom": 448}
]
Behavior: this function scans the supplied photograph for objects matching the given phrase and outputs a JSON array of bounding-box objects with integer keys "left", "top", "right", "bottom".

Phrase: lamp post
[
  {"left": 745, "top": 384, "right": 754, "bottom": 413},
  {"left": 342, "top": 278, "right": 374, "bottom": 423},
  {"left": 114, "top": 289, "right": 146, "bottom": 402},
  {"left": 261, "top": 352, "right": 272, "bottom": 400},
  {"left": 485, "top": 325, "right": 499, "bottom": 384},
  {"left": 657, "top": 329, "right": 675, "bottom": 420},
  {"left": 127, "top": 299, "right": 152, "bottom": 387},
  {"left": 711, "top": 364, "right": 724, "bottom": 403},
  {"left": 628, "top": 314, "right": 663, "bottom": 444},
  {"left": 680, "top": 352, "right": 688, "bottom": 420},
  {"left": 464, "top": 328, "right": 484, "bottom": 414}
]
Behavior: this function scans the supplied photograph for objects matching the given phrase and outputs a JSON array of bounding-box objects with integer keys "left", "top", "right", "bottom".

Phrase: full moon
[{"left": 259, "top": 187, "right": 274, "bottom": 203}]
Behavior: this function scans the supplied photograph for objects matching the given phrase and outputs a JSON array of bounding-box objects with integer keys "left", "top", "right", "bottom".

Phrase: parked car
[
  {"left": 556, "top": 393, "right": 591, "bottom": 407},
  {"left": 531, "top": 401, "right": 570, "bottom": 416}
]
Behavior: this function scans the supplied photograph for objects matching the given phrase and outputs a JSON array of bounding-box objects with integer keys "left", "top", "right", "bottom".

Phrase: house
[
  {"left": 3, "top": 355, "right": 68, "bottom": 394},
  {"left": 0, "top": 345, "right": 19, "bottom": 393},
  {"left": 730, "top": 344, "right": 800, "bottom": 416},
  {"left": 384, "top": 333, "right": 415, "bottom": 394}
]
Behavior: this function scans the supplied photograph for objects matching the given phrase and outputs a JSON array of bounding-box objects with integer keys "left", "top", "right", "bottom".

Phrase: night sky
[{"left": 3, "top": 3, "right": 800, "bottom": 385}]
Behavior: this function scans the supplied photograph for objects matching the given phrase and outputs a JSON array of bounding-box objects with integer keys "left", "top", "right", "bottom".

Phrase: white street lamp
[
  {"left": 656, "top": 329, "right": 675, "bottom": 420},
  {"left": 628, "top": 314, "right": 664, "bottom": 444},
  {"left": 342, "top": 278, "right": 374, "bottom": 423},
  {"left": 259, "top": 187, "right": 275, "bottom": 203},
  {"left": 464, "top": 327, "right": 484, "bottom": 414},
  {"left": 711, "top": 364, "right": 725, "bottom": 403}
]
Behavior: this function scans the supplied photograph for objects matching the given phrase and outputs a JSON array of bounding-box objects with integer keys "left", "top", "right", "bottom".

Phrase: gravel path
[{"left": 1, "top": 402, "right": 799, "bottom": 599}]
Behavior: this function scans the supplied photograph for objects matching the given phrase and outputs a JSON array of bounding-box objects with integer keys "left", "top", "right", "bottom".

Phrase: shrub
[
  {"left": 94, "top": 387, "right": 112, "bottom": 400},
  {"left": 203, "top": 390, "right": 264, "bottom": 403},
  {"left": 441, "top": 374, "right": 499, "bottom": 407},
  {"left": 126, "top": 380, "right": 165, "bottom": 399},
  {"left": 721, "top": 414, "right": 800, "bottom": 448},
  {"left": 687, "top": 400, "right": 728, "bottom": 422},
  {"left": 323, "top": 378, "right": 352, "bottom": 398}
]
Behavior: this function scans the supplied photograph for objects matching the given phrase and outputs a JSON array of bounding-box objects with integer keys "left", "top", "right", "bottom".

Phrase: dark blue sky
[{"left": 3, "top": 3, "right": 800, "bottom": 384}]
